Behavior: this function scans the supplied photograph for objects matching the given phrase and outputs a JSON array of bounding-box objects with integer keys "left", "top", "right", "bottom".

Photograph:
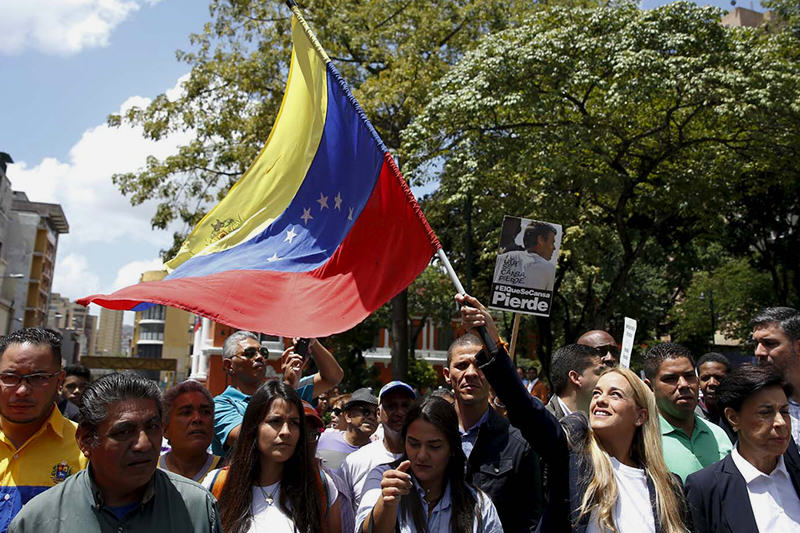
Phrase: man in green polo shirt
[{"left": 644, "top": 342, "right": 732, "bottom": 482}]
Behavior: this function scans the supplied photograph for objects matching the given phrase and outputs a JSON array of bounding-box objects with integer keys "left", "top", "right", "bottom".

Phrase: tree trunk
[{"left": 391, "top": 290, "right": 409, "bottom": 380}]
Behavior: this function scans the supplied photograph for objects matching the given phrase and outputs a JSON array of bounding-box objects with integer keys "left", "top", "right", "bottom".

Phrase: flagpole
[
  {"left": 436, "top": 248, "right": 499, "bottom": 355},
  {"left": 285, "top": 0, "right": 497, "bottom": 356},
  {"left": 286, "top": 0, "right": 331, "bottom": 63}
]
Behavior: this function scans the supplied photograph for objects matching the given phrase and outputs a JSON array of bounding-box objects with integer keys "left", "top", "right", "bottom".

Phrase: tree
[
  {"left": 110, "top": 0, "right": 545, "bottom": 379},
  {"left": 670, "top": 257, "right": 773, "bottom": 354},
  {"left": 403, "top": 1, "right": 800, "bottom": 365}
]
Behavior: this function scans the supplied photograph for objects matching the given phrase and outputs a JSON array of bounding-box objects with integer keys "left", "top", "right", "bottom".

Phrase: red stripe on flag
[{"left": 78, "top": 156, "right": 438, "bottom": 337}]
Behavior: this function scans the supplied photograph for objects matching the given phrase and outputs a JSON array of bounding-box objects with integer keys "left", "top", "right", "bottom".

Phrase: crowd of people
[{"left": 0, "top": 300, "right": 799, "bottom": 532}]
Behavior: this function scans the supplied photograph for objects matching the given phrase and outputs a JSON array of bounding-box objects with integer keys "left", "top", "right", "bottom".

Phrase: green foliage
[
  {"left": 671, "top": 257, "right": 773, "bottom": 352},
  {"left": 407, "top": 357, "right": 440, "bottom": 391},
  {"left": 110, "top": 0, "right": 550, "bottom": 258},
  {"left": 403, "top": 1, "right": 800, "bottom": 362}
]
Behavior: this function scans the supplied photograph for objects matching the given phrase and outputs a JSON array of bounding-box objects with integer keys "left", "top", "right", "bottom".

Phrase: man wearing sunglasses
[
  {"left": 212, "top": 330, "right": 343, "bottom": 456},
  {"left": 0, "top": 328, "right": 87, "bottom": 530},
  {"left": 577, "top": 329, "right": 620, "bottom": 367},
  {"left": 317, "top": 388, "right": 378, "bottom": 473}
]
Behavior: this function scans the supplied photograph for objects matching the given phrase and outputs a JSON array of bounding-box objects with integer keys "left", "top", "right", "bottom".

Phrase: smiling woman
[{"left": 455, "top": 293, "right": 690, "bottom": 533}]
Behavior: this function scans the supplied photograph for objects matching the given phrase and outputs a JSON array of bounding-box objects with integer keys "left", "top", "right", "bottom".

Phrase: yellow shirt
[{"left": 0, "top": 405, "right": 87, "bottom": 531}]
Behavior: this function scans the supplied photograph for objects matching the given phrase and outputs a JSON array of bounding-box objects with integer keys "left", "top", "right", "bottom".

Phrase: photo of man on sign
[{"left": 490, "top": 216, "right": 562, "bottom": 317}]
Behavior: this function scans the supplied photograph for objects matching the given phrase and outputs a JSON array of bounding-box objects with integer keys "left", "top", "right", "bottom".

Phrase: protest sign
[
  {"left": 489, "top": 216, "right": 562, "bottom": 317},
  {"left": 619, "top": 317, "right": 637, "bottom": 368}
]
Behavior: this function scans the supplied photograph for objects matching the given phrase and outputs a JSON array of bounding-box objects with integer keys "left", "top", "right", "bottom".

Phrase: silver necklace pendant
[{"left": 265, "top": 494, "right": 274, "bottom": 505}]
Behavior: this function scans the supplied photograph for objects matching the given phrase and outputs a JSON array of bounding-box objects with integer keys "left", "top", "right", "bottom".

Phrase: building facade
[
  {"left": 0, "top": 188, "right": 68, "bottom": 333},
  {"left": 96, "top": 307, "right": 124, "bottom": 355}
]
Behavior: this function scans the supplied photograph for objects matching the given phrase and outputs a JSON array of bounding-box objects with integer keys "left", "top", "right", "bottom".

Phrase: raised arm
[
  {"left": 457, "top": 293, "right": 572, "bottom": 532},
  {"left": 457, "top": 294, "right": 567, "bottom": 462},
  {"left": 307, "top": 339, "right": 344, "bottom": 398}
]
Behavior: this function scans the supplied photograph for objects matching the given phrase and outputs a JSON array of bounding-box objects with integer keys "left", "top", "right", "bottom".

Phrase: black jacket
[
  {"left": 685, "top": 439, "right": 800, "bottom": 533},
  {"left": 466, "top": 407, "right": 544, "bottom": 532},
  {"left": 476, "top": 344, "right": 688, "bottom": 533}
]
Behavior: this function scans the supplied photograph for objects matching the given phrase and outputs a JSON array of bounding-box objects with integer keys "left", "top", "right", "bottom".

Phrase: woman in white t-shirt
[
  {"left": 203, "top": 380, "right": 340, "bottom": 533},
  {"left": 355, "top": 396, "right": 502, "bottom": 533}
]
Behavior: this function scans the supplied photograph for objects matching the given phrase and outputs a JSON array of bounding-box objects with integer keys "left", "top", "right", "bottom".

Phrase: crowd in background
[{"left": 1, "top": 301, "right": 799, "bottom": 532}]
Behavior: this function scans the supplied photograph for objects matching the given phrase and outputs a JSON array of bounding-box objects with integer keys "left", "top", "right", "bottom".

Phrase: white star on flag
[
  {"left": 301, "top": 208, "right": 313, "bottom": 225},
  {"left": 334, "top": 192, "right": 342, "bottom": 210},
  {"left": 267, "top": 253, "right": 279, "bottom": 262},
  {"left": 285, "top": 227, "right": 297, "bottom": 243},
  {"left": 317, "top": 192, "right": 329, "bottom": 210},
  {"left": 348, "top": 207, "right": 354, "bottom": 221}
]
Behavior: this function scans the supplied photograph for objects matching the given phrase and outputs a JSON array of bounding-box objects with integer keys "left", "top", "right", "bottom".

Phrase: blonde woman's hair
[{"left": 576, "top": 367, "right": 687, "bottom": 533}]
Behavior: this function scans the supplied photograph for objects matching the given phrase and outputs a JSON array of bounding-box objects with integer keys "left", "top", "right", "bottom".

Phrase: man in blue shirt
[{"left": 212, "top": 331, "right": 342, "bottom": 456}]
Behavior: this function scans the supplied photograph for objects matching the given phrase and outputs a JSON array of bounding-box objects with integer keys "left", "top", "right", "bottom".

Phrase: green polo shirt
[
  {"left": 659, "top": 413, "right": 732, "bottom": 482},
  {"left": 8, "top": 466, "right": 221, "bottom": 533}
]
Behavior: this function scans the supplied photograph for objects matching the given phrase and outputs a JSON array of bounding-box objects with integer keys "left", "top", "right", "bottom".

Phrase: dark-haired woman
[
  {"left": 355, "top": 396, "right": 502, "bottom": 533},
  {"left": 686, "top": 363, "right": 800, "bottom": 533},
  {"left": 203, "top": 380, "right": 341, "bottom": 533}
]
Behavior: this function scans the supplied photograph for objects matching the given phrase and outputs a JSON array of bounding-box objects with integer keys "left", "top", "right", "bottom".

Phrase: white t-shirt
[
  {"left": 202, "top": 469, "right": 338, "bottom": 533},
  {"left": 586, "top": 458, "right": 655, "bottom": 533},
  {"left": 341, "top": 438, "right": 403, "bottom": 512}
]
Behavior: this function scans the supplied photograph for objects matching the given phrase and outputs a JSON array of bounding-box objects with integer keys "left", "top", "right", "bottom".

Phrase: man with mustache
[
  {"left": 644, "top": 342, "right": 732, "bottom": 482},
  {"left": 317, "top": 387, "right": 378, "bottom": 473},
  {"left": 158, "top": 380, "right": 221, "bottom": 483},
  {"left": 212, "top": 330, "right": 342, "bottom": 456},
  {"left": 0, "top": 328, "right": 86, "bottom": 532},
  {"left": 9, "top": 373, "right": 221, "bottom": 532},
  {"left": 341, "top": 381, "right": 415, "bottom": 511}
]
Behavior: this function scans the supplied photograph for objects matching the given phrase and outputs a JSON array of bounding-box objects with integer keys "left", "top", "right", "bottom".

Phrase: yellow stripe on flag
[{"left": 165, "top": 18, "right": 329, "bottom": 271}]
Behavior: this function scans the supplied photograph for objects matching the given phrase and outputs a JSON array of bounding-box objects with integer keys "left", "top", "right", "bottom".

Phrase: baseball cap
[
  {"left": 343, "top": 387, "right": 378, "bottom": 410},
  {"left": 378, "top": 381, "right": 416, "bottom": 403}
]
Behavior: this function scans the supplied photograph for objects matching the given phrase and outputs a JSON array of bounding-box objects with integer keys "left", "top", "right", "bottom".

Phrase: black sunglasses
[
  {"left": 332, "top": 407, "right": 342, "bottom": 416},
  {"left": 236, "top": 346, "right": 270, "bottom": 359}
]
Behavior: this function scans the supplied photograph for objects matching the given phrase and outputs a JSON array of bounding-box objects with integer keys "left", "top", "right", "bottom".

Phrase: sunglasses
[
  {"left": 351, "top": 405, "right": 378, "bottom": 418},
  {"left": 235, "top": 346, "right": 270, "bottom": 359},
  {"left": 332, "top": 407, "right": 342, "bottom": 416}
]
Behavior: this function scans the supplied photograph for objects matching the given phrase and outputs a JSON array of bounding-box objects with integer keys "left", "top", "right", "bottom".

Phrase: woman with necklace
[
  {"left": 356, "top": 396, "right": 502, "bottom": 533},
  {"left": 204, "top": 380, "right": 341, "bottom": 533}
]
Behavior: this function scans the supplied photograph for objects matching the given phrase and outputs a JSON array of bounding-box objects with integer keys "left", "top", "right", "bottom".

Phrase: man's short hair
[
  {"left": 446, "top": 333, "right": 483, "bottom": 366},
  {"left": 0, "top": 327, "right": 62, "bottom": 365},
  {"left": 750, "top": 307, "right": 800, "bottom": 342},
  {"left": 643, "top": 342, "right": 694, "bottom": 380},
  {"left": 222, "top": 330, "right": 259, "bottom": 359},
  {"left": 162, "top": 380, "right": 214, "bottom": 424},
  {"left": 64, "top": 364, "right": 91, "bottom": 381},
  {"left": 79, "top": 372, "right": 163, "bottom": 440},
  {"left": 523, "top": 222, "right": 557, "bottom": 249},
  {"left": 550, "top": 344, "right": 600, "bottom": 396},
  {"left": 696, "top": 352, "right": 731, "bottom": 372}
]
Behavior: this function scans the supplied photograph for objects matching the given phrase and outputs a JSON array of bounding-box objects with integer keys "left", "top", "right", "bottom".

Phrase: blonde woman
[{"left": 457, "top": 294, "right": 689, "bottom": 533}]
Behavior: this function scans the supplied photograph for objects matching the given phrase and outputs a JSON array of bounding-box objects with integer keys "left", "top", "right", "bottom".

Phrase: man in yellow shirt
[{"left": 0, "top": 328, "right": 87, "bottom": 532}]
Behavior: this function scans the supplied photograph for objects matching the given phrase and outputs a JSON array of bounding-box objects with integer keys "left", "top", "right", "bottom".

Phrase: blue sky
[{"left": 0, "top": 0, "right": 761, "bottom": 324}]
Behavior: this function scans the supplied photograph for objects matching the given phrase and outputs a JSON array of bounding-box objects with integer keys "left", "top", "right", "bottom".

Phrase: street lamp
[{"left": 699, "top": 291, "right": 716, "bottom": 348}]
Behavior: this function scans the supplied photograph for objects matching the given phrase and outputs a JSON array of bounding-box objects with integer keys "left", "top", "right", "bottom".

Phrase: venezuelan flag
[{"left": 78, "top": 13, "right": 440, "bottom": 337}]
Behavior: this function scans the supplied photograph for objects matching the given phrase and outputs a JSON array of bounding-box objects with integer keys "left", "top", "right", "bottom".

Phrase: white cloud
[
  {"left": 113, "top": 258, "right": 164, "bottom": 290},
  {"left": 52, "top": 253, "right": 101, "bottom": 300},
  {"left": 7, "top": 74, "right": 192, "bottom": 244},
  {"left": 7, "top": 74, "right": 190, "bottom": 308},
  {"left": 0, "top": 0, "right": 163, "bottom": 56}
]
